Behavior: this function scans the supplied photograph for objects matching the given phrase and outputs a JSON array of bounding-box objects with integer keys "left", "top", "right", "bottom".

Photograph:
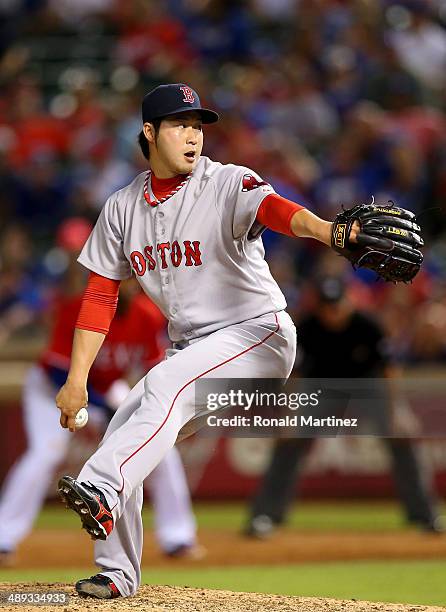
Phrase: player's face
[{"left": 146, "top": 111, "right": 203, "bottom": 177}]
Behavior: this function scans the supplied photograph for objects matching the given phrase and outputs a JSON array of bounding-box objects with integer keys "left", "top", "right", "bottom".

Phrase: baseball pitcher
[{"left": 55, "top": 84, "right": 423, "bottom": 599}]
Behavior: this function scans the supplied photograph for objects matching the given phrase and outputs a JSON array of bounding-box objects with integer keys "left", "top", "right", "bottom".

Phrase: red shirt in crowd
[{"left": 40, "top": 292, "right": 166, "bottom": 394}]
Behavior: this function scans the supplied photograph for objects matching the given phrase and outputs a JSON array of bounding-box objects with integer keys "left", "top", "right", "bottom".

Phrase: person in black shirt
[{"left": 245, "top": 276, "right": 441, "bottom": 536}]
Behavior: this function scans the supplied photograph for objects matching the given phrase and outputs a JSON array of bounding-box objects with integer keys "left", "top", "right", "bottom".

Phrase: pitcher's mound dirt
[{"left": 0, "top": 583, "right": 445, "bottom": 612}]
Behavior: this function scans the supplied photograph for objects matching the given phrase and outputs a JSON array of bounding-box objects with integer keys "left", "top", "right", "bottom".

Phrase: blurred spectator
[
  {"left": 389, "top": 1, "right": 446, "bottom": 96},
  {"left": 313, "top": 101, "right": 425, "bottom": 216},
  {"left": 113, "top": 1, "right": 196, "bottom": 76},
  {"left": 10, "top": 151, "right": 72, "bottom": 243},
  {"left": 61, "top": 68, "right": 107, "bottom": 153},
  {"left": 182, "top": 0, "right": 254, "bottom": 63},
  {"left": 7, "top": 77, "right": 70, "bottom": 167},
  {"left": 268, "top": 64, "right": 339, "bottom": 151},
  {"left": 251, "top": 0, "right": 297, "bottom": 22},
  {"left": 72, "top": 135, "right": 134, "bottom": 210},
  {"left": 48, "top": 0, "right": 114, "bottom": 26},
  {"left": 0, "top": 127, "right": 18, "bottom": 227},
  {"left": 0, "top": 224, "right": 44, "bottom": 345}
]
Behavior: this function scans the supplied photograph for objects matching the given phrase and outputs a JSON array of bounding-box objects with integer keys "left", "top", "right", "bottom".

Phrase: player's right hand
[{"left": 56, "top": 383, "right": 88, "bottom": 432}]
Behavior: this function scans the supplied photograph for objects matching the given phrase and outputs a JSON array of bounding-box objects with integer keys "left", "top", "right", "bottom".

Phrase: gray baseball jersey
[{"left": 78, "top": 156, "right": 287, "bottom": 342}]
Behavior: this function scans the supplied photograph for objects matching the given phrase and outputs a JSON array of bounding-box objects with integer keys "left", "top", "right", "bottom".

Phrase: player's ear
[{"left": 143, "top": 122, "right": 156, "bottom": 145}]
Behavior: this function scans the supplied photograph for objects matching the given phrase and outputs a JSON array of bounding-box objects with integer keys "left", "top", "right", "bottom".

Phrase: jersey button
[
  {"left": 164, "top": 278, "right": 169, "bottom": 285},
  {"left": 185, "top": 331, "right": 192, "bottom": 337},
  {"left": 158, "top": 212, "right": 165, "bottom": 218},
  {"left": 172, "top": 307, "right": 177, "bottom": 314}
]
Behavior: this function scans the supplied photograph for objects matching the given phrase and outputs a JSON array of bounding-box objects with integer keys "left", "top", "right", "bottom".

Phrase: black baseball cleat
[
  {"left": 58, "top": 476, "right": 114, "bottom": 540},
  {"left": 75, "top": 574, "right": 121, "bottom": 599}
]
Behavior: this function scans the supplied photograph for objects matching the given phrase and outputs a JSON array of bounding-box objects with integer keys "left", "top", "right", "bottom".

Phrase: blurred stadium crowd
[{"left": 0, "top": 0, "right": 445, "bottom": 364}]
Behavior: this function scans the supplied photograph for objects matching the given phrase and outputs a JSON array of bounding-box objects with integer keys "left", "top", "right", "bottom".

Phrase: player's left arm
[
  {"left": 252, "top": 179, "right": 421, "bottom": 283},
  {"left": 256, "top": 193, "right": 360, "bottom": 245},
  {"left": 290, "top": 207, "right": 334, "bottom": 245},
  {"left": 227, "top": 168, "right": 359, "bottom": 245}
]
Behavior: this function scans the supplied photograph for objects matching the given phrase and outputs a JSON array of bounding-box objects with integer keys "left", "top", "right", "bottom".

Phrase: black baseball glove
[{"left": 331, "top": 199, "right": 424, "bottom": 283}]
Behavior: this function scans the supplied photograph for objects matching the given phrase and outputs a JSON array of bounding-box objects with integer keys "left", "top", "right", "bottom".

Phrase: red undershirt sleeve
[
  {"left": 76, "top": 272, "right": 121, "bottom": 335},
  {"left": 256, "top": 193, "right": 305, "bottom": 237}
]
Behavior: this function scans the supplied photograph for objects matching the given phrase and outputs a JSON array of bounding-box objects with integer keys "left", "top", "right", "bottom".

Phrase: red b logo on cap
[{"left": 180, "top": 86, "right": 195, "bottom": 104}]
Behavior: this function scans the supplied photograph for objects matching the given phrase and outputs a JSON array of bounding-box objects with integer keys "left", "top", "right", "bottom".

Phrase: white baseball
[{"left": 75, "top": 407, "right": 89, "bottom": 429}]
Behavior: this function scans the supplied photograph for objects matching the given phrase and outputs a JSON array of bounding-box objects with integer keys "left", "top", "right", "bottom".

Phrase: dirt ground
[
  {"left": 4, "top": 527, "right": 446, "bottom": 569},
  {"left": 0, "top": 583, "right": 445, "bottom": 612}
]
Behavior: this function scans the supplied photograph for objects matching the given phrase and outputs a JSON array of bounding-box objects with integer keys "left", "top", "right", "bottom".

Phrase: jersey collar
[{"left": 143, "top": 171, "right": 192, "bottom": 208}]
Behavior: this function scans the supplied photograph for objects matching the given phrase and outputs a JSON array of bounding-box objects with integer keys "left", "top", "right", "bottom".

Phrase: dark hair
[{"left": 138, "top": 118, "right": 162, "bottom": 161}]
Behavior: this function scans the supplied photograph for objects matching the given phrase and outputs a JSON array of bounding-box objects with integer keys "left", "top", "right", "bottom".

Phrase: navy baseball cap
[{"left": 142, "top": 83, "right": 219, "bottom": 125}]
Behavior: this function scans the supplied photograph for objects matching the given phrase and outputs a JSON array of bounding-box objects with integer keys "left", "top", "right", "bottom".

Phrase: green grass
[
  {"left": 1, "top": 560, "right": 446, "bottom": 606},
  {"left": 34, "top": 500, "right": 410, "bottom": 532},
  {"left": 194, "top": 500, "right": 405, "bottom": 531}
]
